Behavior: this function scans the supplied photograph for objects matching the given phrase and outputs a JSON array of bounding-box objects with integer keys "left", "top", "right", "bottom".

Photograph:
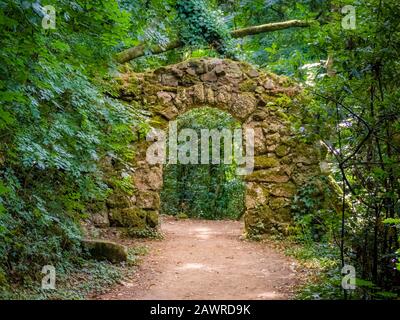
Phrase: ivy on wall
[{"left": 175, "top": 0, "right": 236, "bottom": 58}]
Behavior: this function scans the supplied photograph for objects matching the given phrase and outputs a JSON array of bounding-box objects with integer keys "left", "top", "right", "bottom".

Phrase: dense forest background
[
  {"left": 0, "top": 0, "right": 399, "bottom": 299},
  {"left": 161, "top": 108, "right": 246, "bottom": 220}
]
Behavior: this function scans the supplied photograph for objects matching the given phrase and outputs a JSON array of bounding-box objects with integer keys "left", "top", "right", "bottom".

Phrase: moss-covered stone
[
  {"left": 275, "top": 145, "right": 289, "bottom": 157},
  {"left": 275, "top": 207, "right": 292, "bottom": 221},
  {"left": 146, "top": 210, "right": 159, "bottom": 228},
  {"left": 280, "top": 155, "right": 293, "bottom": 165},
  {"left": 239, "top": 79, "right": 257, "bottom": 92},
  {"left": 181, "top": 73, "right": 200, "bottom": 85},
  {"left": 269, "top": 182, "right": 297, "bottom": 198},
  {"left": 136, "top": 191, "right": 160, "bottom": 210},
  {"left": 142, "top": 83, "right": 164, "bottom": 97},
  {"left": 106, "top": 194, "right": 134, "bottom": 209},
  {"left": 245, "top": 168, "right": 289, "bottom": 183},
  {"left": 269, "top": 197, "right": 290, "bottom": 210},
  {"left": 275, "top": 110, "right": 290, "bottom": 121},
  {"left": 122, "top": 75, "right": 142, "bottom": 97},
  {"left": 264, "top": 132, "right": 281, "bottom": 145},
  {"left": 244, "top": 208, "right": 271, "bottom": 235},
  {"left": 244, "top": 205, "right": 292, "bottom": 237},
  {"left": 264, "top": 122, "right": 284, "bottom": 134},
  {"left": 82, "top": 239, "right": 128, "bottom": 263},
  {"left": 294, "top": 156, "right": 318, "bottom": 165},
  {"left": 291, "top": 172, "right": 309, "bottom": 186},
  {"left": 109, "top": 208, "right": 147, "bottom": 228},
  {"left": 245, "top": 182, "right": 269, "bottom": 209},
  {"left": 327, "top": 175, "right": 353, "bottom": 213},
  {"left": 231, "top": 92, "right": 257, "bottom": 120},
  {"left": 239, "top": 61, "right": 259, "bottom": 78},
  {"left": 281, "top": 136, "right": 297, "bottom": 147},
  {"left": 254, "top": 156, "right": 279, "bottom": 169},
  {"left": 149, "top": 114, "right": 170, "bottom": 128}
]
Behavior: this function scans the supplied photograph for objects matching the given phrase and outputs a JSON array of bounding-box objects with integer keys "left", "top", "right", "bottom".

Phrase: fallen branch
[
  {"left": 230, "top": 19, "right": 310, "bottom": 38},
  {"left": 116, "top": 19, "right": 311, "bottom": 64}
]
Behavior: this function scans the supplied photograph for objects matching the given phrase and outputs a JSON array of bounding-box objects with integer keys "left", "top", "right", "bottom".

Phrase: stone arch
[{"left": 104, "top": 58, "right": 329, "bottom": 236}]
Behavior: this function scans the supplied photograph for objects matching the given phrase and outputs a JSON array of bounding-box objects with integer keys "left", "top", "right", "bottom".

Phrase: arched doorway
[
  {"left": 106, "top": 58, "right": 329, "bottom": 236},
  {"left": 160, "top": 107, "right": 246, "bottom": 221}
]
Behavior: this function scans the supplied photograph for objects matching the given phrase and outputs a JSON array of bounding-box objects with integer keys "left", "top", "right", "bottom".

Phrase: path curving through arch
[{"left": 95, "top": 215, "right": 305, "bottom": 300}]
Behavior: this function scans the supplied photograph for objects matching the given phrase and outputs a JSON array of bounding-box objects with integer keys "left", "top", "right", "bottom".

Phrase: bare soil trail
[{"left": 95, "top": 216, "right": 305, "bottom": 300}]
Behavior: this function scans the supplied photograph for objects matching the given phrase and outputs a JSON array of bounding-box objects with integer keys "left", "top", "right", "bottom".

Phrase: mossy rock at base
[
  {"left": 244, "top": 201, "right": 294, "bottom": 237},
  {"left": 82, "top": 239, "right": 128, "bottom": 263},
  {"left": 109, "top": 208, "right": 147, "bottom": 228},
  {"left": 146, "top": 210, "right": 159, "bottom": 227},
  {"left": 244, "top": 206, "right": 273, "bottom": 234},
  {"left": 245, "top": 213, "right": 292, "bottom": 237},
  {"left": 106, "top": 194, "right": 134, "bottom": 209}
]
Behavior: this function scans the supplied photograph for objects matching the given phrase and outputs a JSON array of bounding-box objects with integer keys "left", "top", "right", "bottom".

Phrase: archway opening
[
  {"left": 113, "top": 58, "right": 330, "bottom": 237},
  {"left": 160, "top": 107, "right": 245, "bottom": 220}
]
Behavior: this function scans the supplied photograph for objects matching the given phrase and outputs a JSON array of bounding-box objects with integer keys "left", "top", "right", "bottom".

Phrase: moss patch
[
  {"left": 245, "top": 168, "right": 289, "bottom": 183},
  {"left": 269, "top": 182, "right": 297, "bottom": 198},
  {"left": 276, "top": 145, "right": 289, "bottom": 157},
  {"left": 146, "top": 210, "right": 159, "bottom": 227},
  {"left": 239, "top": 79, "right": 257, "bottom": 92},
  {"left": 254, "top": 156, "right": 280, "bottom": 169},
  {"left": 82, "top": 239, "right": 128, "bottom": 263},
  {"left": 109, "top": 208, "right": 147, "bottom": 228}
]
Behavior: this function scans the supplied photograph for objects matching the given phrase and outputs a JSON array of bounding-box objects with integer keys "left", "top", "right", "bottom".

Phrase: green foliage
[
  {"left": 176, "top": 0, "right": 236, "bottom": 58},
  {"left": 0, "top": 258, "right": 132, "bottom": 300},
  {"left": 0, "top": 0, "right": 137, "bottom": 286},
  {"left": 291, "top": 0, "right": 400, "bottom": 297},
  {"left": 125, "top": 227, "right": 163, "bottom": 240},
  {"left": 311, "top": 0, "right": 400, "bottom": 293},
  {"left": 0, "top": 0, "right": 399, "bottom": 300},
  {"left": 291, "top": 176, "right": 340, "bottom": 243},
  {"left": 287, "top": 241, "right": 399, "bottom": 300},
  {"left": 110, "top": 176, "right": 135, "bottom": 196},
  {"left": 161, "top": 108, "right": 245, "bottom": 220},
  {"left": 127, "top": 245, "right": 149, "bottom": 266},
  {"left": 282, "top": 240, "right": 342, "bottom": 300},
  {"left": 225, "top": 0, "right": 400, "bottom": 299}
]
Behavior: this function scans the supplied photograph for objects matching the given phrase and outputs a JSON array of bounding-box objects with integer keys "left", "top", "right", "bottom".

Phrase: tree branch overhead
[{"left": 116, "top": 20, "right": 311, "bottom": 64}]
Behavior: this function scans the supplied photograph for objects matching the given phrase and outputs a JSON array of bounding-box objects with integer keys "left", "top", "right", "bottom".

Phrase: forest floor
[{"left": 94, "top": 216, "right": 309, "bottom": 300}]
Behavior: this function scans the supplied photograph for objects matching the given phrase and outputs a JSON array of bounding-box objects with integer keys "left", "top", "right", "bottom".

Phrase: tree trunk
[
  {"left": 116, "top": 20, "right": 310, "bottom": 64},
  {"left": 230, "top": 19, "right": 310, "bottom": 38}
]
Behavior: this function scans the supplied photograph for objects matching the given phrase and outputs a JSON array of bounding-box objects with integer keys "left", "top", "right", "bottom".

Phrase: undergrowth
[{"left": 0, "top": 245, "right": 149, "bottom": 300}]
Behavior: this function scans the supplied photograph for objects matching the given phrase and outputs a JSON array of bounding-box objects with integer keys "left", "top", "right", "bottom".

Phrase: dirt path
[{"left": 96, "top": 216, "right": 304, "bottom": 300}]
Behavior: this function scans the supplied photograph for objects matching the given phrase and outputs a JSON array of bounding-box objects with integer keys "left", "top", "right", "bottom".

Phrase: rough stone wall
[{"left": 93, "top": 58, "right": 330, "bottom": 236}]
